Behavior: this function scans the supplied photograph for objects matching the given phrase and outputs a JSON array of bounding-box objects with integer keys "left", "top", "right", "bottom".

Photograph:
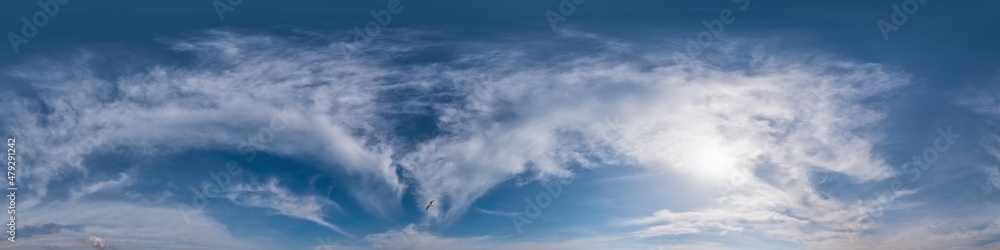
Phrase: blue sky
[{"left": 1, "top": 0, "right": 999, "bottom": 249}]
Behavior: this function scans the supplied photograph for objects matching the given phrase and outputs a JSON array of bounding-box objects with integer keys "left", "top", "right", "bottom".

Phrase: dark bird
[{"left": 425, "top": 200, "right": 435, "bottom": 211}]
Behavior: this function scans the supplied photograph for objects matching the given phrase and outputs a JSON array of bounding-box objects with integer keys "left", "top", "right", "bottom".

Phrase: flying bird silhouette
[{"left": 425, "top": 200, "right": 435, "bottom": 211}]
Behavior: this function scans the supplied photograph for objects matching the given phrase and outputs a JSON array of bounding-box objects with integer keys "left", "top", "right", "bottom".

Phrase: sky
[{"left": 0, "top": 0, "right": 999, "bottom": 249}]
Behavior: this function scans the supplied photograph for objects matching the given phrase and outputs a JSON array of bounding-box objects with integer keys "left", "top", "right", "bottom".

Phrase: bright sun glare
[{"left": 688, "top": 141, "right": 736, "bottom": 180}]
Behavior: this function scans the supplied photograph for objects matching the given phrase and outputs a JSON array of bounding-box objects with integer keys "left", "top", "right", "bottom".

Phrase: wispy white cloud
[
  {"left": 224, "top": 177, "right": 352, "bottom": 237},
  {"left": 474, "top": 207, "right": 521, "bottom": 217},
  {"left": 0, "top": 29, "right": 939, "bottom": 249},
  {"left": 69, "top": 173, "right": 131, "bottom": 201},
  {"left": 2, "top": 29, "right": 406, "bottom": 217},
  {"left": 855, "top": 211, "right": 1000, "bottom": 250}
]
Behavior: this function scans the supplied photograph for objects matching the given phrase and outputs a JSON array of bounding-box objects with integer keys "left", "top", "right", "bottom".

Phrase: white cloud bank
[
  {"left": 11, "top": 201, "right": 268, "bottom": 250},
  {"left": 314, "top": 224, "right": 641, "bottom": 250}
]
